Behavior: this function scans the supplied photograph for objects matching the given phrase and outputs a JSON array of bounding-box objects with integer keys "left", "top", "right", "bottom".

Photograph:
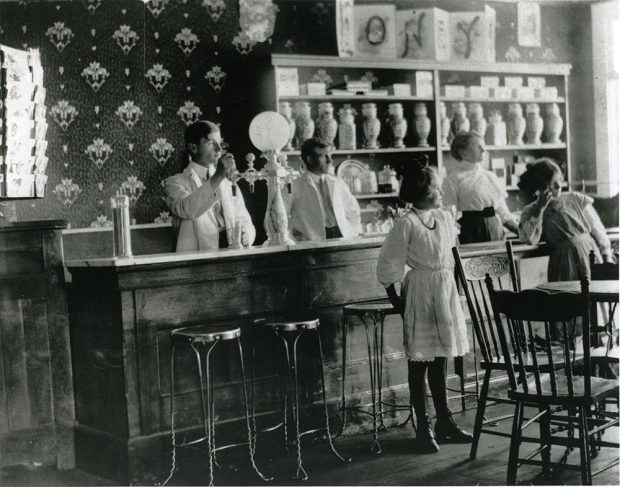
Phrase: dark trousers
[{"left": 325, "top": 226, "right": 343, "bottom": 239}]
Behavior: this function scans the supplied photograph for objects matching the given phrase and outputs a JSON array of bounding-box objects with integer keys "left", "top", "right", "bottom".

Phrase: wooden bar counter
[{"left": 65, "top": 233, "right": 617, "bottom": 484}]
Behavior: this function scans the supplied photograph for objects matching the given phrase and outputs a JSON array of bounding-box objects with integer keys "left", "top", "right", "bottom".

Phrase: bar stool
[
  {"left": 160, "top": 325, "right": 271, "bottom": 487},
  {"left": 252, "top": 316, "right": 350, "bottom": 481},
  {"left": 339, "top": 302, "right": 414, "bottom": 454}
]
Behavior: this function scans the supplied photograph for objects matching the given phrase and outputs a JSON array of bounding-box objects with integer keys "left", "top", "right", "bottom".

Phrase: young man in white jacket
[
  {"left": 283, "top": 138, "right": 361, "bottom": 241},
  {"left": 164, "top": 120, "right": 256, "bottom": 252}
]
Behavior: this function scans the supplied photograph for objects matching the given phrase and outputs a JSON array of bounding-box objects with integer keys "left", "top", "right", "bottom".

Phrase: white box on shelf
[
  {"left": 449, "top": 6, "right": 496, "bottom": 62},
  {"left": 354, "top": 4, "right": 397, "bottom": 59},
  {"left": 517, "top": 87, "right": 535, "bottom": 99},
  {"left": 504, "top": 76, "right": 523, "bottom": 89},
  {"left": 467, "top": 86, "right": 489, "bottom": 99},
  {"left": 493, "top": 86, "right": 512, "bottom": 99},
  {"left": 443, "top": 85, "right": 466, "bottom": 98},
  {"left": 527, "top": 77, "right": 546, "bottom": 89},
  {"left": 395, "top": 7, "right": 450, "bottom": 60},
  {"left": 391, "top": 83, "right": 412, "bottom": 96},
  {"left": 415, "top": 71, "right": 434, "bottom": 97},
  {"left": 542, "top": 87, "right": 559, "bottom": 99},
  {"left": 491, "top": 158, "right": 506, "bottom": 187},
  {"left": 480, "top": 76, "right": 500, "bottom": 88},
  {"left": 299, "top": 82, "right": 326, "bottom": 96},
  {"left": 276, "top": 67, "right": 299, "bottom": 96}
]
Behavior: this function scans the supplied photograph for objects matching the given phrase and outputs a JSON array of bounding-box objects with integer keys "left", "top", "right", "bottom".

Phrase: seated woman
[
  {"left": 443, "top": 132, "right": 518, "bottom": 243},
  {"left": 518, "top": 157, "right": 613, "bottom": 282}
]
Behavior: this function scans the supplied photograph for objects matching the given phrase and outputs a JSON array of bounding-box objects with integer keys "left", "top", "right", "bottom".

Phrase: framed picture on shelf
[
  {"left": 517, "top": 2, "right": 541, "bottom": 48},
  {"left": 354, "top": 4, "right": 396, "bottom": 59}
]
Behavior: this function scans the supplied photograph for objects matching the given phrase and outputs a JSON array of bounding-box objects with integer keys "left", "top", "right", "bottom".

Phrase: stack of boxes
[{"left": 0, "top": 44, "right": 48, "bottom": 198}]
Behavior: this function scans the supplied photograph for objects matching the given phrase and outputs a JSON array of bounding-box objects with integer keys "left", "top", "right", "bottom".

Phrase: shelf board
[
  {"left": 441, "top": 143, "right": 566, "bottom": 151},
  {"left": 278, "top": 94, "right": 433, "bottom": 102},
  {"left": 439, "top": 97, "right": 565, "bottom": 104},
  {"left": 272, "top": 54, "right": 572, "bottom": 76},
  {"left": 284, "top": 147, "right": 436, "bottom": 156},
  {"left": 356, "top": 193, "right": 399, "bottom": 200}
]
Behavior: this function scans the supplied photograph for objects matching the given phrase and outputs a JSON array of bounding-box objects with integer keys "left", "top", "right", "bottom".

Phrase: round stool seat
[
  {"left": 343, "top": 302, "right": 397, "bottom": 316},
  {"left": 253, "top": 317, "right": 319, "bottom": 332},
  {"left": 171, "top": 325, "right": 240, "bottom": 343}
]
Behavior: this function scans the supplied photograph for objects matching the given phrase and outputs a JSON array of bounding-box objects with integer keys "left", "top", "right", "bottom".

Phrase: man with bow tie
[
  {"left": 164, "top": 120, "right": 256, "bottom": 252},
  {"left": 283, "top": 138, "right": 361, "bottom": 241}
]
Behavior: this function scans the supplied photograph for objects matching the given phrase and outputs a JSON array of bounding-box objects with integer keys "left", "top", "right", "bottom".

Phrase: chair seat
[
  {"left": 508, "top": 374, "right": 619, "bottom": 405},
  {"left": 253, "top": 316, "right": 319, "bottom": 331},
  {"left": 171, "top": 325, "right": 240, "bottom": 343},
  {"left": 343, "top": 302, "right": 397, "bottom": 317},
  {"left": 591, "top": 346, "right": 620, "bottom": 363},
  {"left": 481, "top": 348, "right": 582, "bottom": 371}
]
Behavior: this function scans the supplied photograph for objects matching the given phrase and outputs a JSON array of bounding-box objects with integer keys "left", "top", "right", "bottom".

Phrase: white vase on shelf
[
  {"left": 338, "top": 107, "right": 356, "bottom": 150},
  {"left": 294, "top": 101, "right": 315, "bottom": 147},
  {"left": 414, "top": 103, "right": 431, "bottom": 148},
  {"left": 545, "top": 103, "right": 564, "bottom": 144},
  {"left": 486, "top": 109, "right": 507, "bottom": 146},
  {"left": 468, "top": 103, "right": 487, "bottom": 139},
  {"left": 315, "top": 102, "right": 338, "bottom": 148},
  {"left": 439, "top": 101, "right": 451, "bottom": 147},
  {"left": 278, "top": 101, "right": 295, "bottom": 151},
  {"left": 362, "top": 103, "right": 381, "bottom": 150},
  {"left": 525, "top": 103, "right": 544, "bottom": 145},
  {"left": 388, "top": 103, "right": 407, "bottom": 148},
  {"left": 450, "top": 102, "right": 470, "bottom": 139},
  {"left": 507, "top": 103, "right": 526, "bottom": 145}
]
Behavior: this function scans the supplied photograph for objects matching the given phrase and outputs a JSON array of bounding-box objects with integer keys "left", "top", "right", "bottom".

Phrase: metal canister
[{"left": 110, "top": 192, "right": 132, "bottom": 258}]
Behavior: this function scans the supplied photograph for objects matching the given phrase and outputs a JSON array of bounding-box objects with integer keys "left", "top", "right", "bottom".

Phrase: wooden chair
[
  {"left": 453, "top": 240, "right": 522, "bottom": 460},
  {"left": 486, "top": 277, "right": 619, "bottom": 485},
  {"left": 589, "top": 250, "right": 619, "bottom": 357}
]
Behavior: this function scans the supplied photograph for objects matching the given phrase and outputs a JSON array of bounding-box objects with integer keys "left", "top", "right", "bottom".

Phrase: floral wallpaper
[{"left": 0, "top": 0, "right": 587, "bottom": 229}]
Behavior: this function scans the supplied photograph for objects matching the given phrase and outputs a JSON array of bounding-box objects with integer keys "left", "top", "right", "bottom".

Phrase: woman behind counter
[
  {"left": 518, "top": 157, "right": 613, "bottom": 281},
  {"left": 443, "top": 133, "right": 519, "bottom": 243}
]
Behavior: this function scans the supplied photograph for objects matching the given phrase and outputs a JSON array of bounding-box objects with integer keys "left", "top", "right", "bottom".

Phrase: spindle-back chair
[
  {"left": 486, "top": 277, "right": 619, "bottom": 485},
  {"left": 453, "top": 240, "right": 523, "bottom": 459}
]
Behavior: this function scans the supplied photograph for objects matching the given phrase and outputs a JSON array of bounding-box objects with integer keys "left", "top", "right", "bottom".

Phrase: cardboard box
[
  {"left": 542, "top": 87, "right": 559, "bottom": 99},
  {"left": 493, "top": 86, "right": 512, "bottom": 100},
  {"left": 504, "top": 76, "right": 523, "bottom": 89},
  {"left": 449, "top": 6, "right": 495, "bottom": 62},
  {"left": 391, "top": 83, "right": 412, "bottom": 96},
  {"left": 443, "top": 85, "right": 466, "bottom": 98},
  {"left": 395, "top": 7, "right": 450, "bottom": 60},
  {"left": 354, "top": 4, "right": 396, "bottom": 59},
  {"left": 527, "top": 77, "right": 546, "bottom": 89},
  {"left": 299, "top": 83, "right": 326, "bottom": 96},
  {"left": 467, "top": 86, "right": 490, "bottom": 99},
  {"left": 516, "top": 87, "right": 535, "bottom": 99},
  {"left": 480, "top": 76, "right": 500, "bottom": 88},
  {"left": 276, "top": 67, "right": 299, "bottom": 96},
  {"left": 415, "top": 71, "right": 434, "bottom": 97}
]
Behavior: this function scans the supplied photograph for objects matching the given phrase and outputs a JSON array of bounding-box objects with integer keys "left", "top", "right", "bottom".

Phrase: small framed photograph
[
  {"left": 354, "top": 4, "right": 396, "bottom": 58},
  {"left": 518, "top": 2, "right": 541, "bottom": 48}
]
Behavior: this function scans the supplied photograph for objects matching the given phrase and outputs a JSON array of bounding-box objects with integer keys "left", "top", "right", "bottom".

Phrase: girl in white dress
[
  {"left": 443, "top": 133, "right": 519, "bottom": 243},
  {"left": 377, "top": 161, "right": 472, "bottom": 454}
]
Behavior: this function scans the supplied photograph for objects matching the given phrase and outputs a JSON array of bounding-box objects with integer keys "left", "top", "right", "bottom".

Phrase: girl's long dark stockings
[{"left": 408, "top": 357, "right": 451, "bottom": 423}]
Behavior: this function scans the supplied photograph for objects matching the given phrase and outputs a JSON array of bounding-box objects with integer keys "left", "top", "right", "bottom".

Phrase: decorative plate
[{"left": 336, "top": 159, "right": 368, "bottom": 179}]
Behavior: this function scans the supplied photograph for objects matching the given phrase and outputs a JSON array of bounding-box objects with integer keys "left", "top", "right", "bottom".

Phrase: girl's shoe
[
  {"left": 416, "top": 416, "right": 440, "bottom": 454},
  {"left": 434, "top": 413, "right": 473, "bottom": 444}
]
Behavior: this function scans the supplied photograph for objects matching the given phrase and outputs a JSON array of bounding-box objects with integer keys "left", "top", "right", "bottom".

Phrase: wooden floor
[{"left": 1, "top": 403, "right": 618, "bottom": 486}]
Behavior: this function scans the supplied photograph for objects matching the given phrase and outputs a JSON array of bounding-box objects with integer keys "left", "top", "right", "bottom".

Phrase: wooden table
[{"left": 537, "top": 280, "right": 619, "bottom": 302}]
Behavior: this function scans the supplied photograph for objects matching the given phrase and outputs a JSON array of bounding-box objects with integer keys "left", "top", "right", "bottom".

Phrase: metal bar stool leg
[
  {"left": 203, "top": 340, "right": 218, "bottom": 487},
  {"left": 275, "top": 329, "right": 291, "bottom": 449},
  {"left": 375, "top": 314, "right": 388, "bottom": 432},
  {"left": 236, "top": 336, "right": 273, "bottom": 482},
  {"left": 291, "top": 332, "right": 309, "bottom": 481},
  {"left": 362, "top": 317, "right": 381, "bottom": 454},
  {"left": 160, "top": 342, "right": 178, "bottom": 486},
  {"left": 314, "top": 327, "right": 351, "bottom": 463},
  {"left": 337, "top": 312, "right": 348, "bottom": 438}
]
